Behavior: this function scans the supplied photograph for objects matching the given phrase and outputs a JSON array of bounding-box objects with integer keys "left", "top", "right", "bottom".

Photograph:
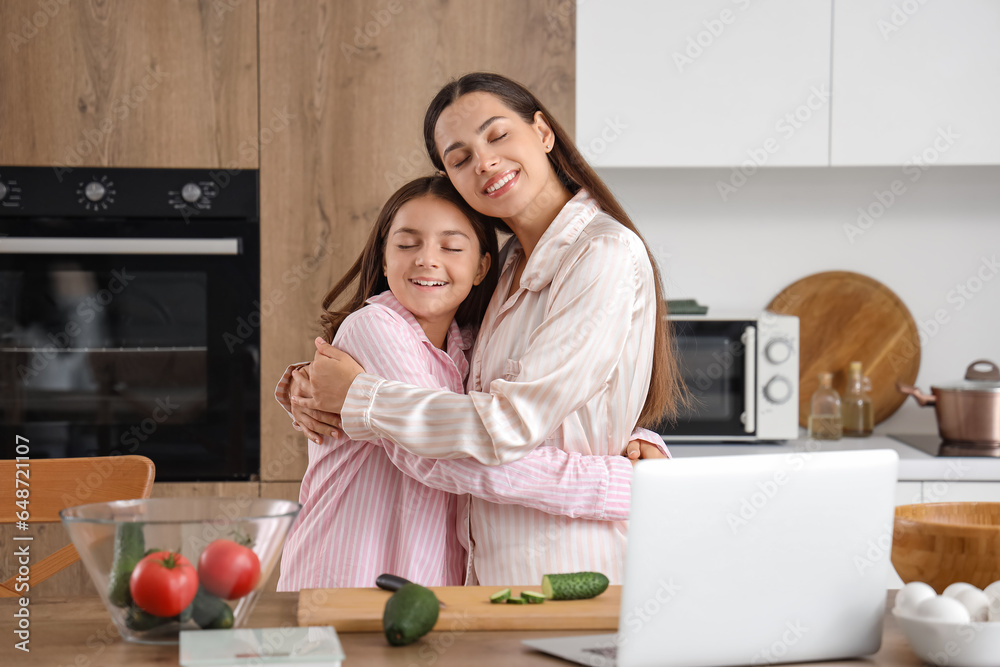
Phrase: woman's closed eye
[{"left": 489, "top": 133, "right": 508, "bottom": 143}]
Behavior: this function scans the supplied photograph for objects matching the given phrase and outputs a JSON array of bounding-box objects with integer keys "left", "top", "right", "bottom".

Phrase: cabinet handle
[{"left": 0, "top": 237, "right": 240, "bottom": 255}]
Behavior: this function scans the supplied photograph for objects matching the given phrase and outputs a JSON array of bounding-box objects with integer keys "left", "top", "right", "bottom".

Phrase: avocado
[
  {"left": 107, "top": 523, "right": 145, "bottom": 607},
  {"left": 382, "top": 583, "right": 439, "bottom": 646},
  {"left": 541, "top": 572, "right": 610, "bottom": 600}
]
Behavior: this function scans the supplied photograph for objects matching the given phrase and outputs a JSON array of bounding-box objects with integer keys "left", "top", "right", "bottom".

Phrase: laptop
[{"left": 523, "top": 449, "right": 899, "bottom": 667}]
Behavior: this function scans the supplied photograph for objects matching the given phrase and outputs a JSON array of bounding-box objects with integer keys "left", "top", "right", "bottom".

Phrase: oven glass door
[
  {"left": 656, "top": 320, "right": 755, "bottom": 439},
  {"left": 0, "top": 223, "right": 259, "bottom": 480}
]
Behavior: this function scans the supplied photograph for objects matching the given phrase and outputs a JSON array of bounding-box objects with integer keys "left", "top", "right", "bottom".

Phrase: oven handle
[
  {"left": 0, "top": 237, "right": 241, "bottom": 255},
  {"left": 742, "top": 325, "right": 756, "bottom": 434}
]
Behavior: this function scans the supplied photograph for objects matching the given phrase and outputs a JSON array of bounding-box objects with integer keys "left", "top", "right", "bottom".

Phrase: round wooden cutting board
[{"left": 767, "top": 271, "right": 921, "bottom": 428}]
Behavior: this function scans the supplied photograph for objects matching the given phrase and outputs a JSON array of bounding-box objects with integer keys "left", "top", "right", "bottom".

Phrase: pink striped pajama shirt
[
  {"left": 275, "top": 291, "right": 635, "bottom": 591},
  {"left": 340, "top": 190, "right": 660, "bottom": 585}
]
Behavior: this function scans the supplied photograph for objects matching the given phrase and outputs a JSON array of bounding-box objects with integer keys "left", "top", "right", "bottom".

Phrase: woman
[{"left": 284, "top": 73, "right": 684, "bottom": 585}]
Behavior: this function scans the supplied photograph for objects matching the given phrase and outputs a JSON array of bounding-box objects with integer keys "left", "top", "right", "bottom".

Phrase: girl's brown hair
[
  {"left": 423, "top": 72, "right": 687, "bottom": 426},
  {"left": 319, "top": 176, "right": 500, "bottom": 343}
]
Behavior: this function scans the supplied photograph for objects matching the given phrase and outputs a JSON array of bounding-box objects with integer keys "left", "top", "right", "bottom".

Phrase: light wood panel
[
  {"left": 258, "top": 0, "right": 576, "bottom": 481},
  {"left": 0, "top": 0, "right": 258, "bottom": 168}
]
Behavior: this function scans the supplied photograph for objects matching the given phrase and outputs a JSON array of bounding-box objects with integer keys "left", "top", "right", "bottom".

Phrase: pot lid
[{"left": 932, "top": 360, "right": 1000, "bottom": 393}]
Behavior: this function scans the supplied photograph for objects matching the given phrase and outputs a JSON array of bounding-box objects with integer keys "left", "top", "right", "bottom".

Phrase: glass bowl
[{"left": 60, "top": 497, "right": 301, "bottom": 645}]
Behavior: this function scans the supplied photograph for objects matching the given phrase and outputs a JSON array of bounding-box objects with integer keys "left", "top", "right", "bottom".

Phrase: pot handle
[
  {"left": 965, "top": 359, "right": 1000, "bottom": 381},
  {"left": 896, "top": 381, "right": 937, "bottom": 407}
]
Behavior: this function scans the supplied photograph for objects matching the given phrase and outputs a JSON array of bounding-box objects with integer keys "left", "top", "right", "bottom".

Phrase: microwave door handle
[
  {"left": 742, "top": 325, "right": 756, "bottom": 434},
  {"left": 0, "top": 237, "right": 241, "bottom": 255}
]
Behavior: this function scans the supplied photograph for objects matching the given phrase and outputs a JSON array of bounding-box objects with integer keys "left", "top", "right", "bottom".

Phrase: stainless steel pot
[{"left": 897, "top": 360, "right": 1000, "bottom": 446}]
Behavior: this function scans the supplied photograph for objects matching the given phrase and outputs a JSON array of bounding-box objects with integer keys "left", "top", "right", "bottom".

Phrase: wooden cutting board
[
  {"left": 297, "top": 586, "right": 620, "bottom": 632},
  {"left": 767, "top": 271, "right": 920, "bottom": 427}
]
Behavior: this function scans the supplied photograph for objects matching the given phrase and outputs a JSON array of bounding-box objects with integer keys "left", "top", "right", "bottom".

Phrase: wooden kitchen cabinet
[
  {"left": 831, "top": 0, "right": 1000, "bottom": 165},
  {"left": 0, "top": 0, "right": 258, "bottom": 168},
  {"left": 576, "top": 0, "right": 832, "bottom": 167},
  {"left": 257, "top": 0, "right": 576, "bottom": 482}
]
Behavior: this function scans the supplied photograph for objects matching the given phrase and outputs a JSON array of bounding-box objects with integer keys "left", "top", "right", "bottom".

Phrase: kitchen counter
[
  {"left": 0, "top": 592, "right": 923, "bottom": 666},
  {"left": 667, "top": 434, "right": 1000, "bottom": 482}
]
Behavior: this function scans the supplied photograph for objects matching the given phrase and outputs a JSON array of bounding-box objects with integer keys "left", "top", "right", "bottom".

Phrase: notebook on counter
[
  {"left": 179, "top": 625, "right": 344, "bottom": 666},
  {"left": 523, "top": 449, "right": 899, "bottom": 667}
]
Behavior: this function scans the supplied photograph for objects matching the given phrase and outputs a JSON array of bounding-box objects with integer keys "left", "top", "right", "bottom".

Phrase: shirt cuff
[
  {"left": 341, "top": 373, "right": 386, "bottom": 441},
  {"left": 632, "top": 427, "right": 671, "bottom": 459},
  {"left": 602, "top": 456, "right": 633, "bottom": 522}
]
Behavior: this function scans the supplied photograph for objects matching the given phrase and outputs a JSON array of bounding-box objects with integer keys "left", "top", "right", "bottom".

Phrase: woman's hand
[
  {"left": 624, "top": 439, "right": 667, "bottom": 466},
  {"left": 288, "top": 365, "right": 342, "bottom": 443},
  {"left": 291, "top": 337, "right": 366, "bottom": 416}
]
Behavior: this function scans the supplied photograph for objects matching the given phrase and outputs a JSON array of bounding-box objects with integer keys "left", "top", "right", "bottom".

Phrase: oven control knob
[
  {"left": 84, "top": 181, "right": 106, "bottom": 202},
  {"left": 181, "top": 183, "right": 203, "bottom": 203},
  {"left": 0, "top": 182, "right": 7, "bottom": 201},
  {"left": 765, "top": 338, "right": 793, "bottom": 365},
  {"left": 763, "top": 376, "right": 793, "bottom": 405}
]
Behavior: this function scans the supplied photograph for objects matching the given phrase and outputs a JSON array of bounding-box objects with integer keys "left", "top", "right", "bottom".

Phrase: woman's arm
[{"left": 302, "top": 232, "right": 653, "bottom": 465}]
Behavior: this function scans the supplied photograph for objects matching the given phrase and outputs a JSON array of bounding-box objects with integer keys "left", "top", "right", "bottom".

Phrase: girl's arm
[{"left": 310, "top": 232, "right": 654, "bottom": 465}]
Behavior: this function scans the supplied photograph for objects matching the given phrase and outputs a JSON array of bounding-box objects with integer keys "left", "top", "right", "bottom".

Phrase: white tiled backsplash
[{"left": 602, "top": 166, "right": 1000, "bottom": 434}]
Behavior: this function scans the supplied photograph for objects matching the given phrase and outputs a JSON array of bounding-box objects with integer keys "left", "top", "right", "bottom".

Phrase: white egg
[
  {"left": 916, "top": 596, "right": 972, "bottom": 624},
  {"left": 954, "top": 588, "right": 992, "bottom": 622},
  {"left": 983, "top": 581, "right": 1000, "bottom": 622},
  {"left": 895, "top": 581, "right": 938, "bottom": 615},
  {"left": 942, "top": 582, "right": 979, "bottom": 599}
]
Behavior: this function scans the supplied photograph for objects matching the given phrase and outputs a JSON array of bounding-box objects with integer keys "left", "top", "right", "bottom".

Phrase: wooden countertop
[{"left": 1, "top": 592, "right": 922, "bottom": 666}]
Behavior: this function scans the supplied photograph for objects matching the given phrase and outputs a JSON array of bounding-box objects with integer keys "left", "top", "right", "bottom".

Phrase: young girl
[{"left": 277, "top": 176, "right": 651, "bottom": 591}]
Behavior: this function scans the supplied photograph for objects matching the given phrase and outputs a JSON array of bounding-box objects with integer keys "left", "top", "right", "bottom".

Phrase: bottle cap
[
  {"left": 849, "top": 361, "right": 863, "bottom": 373},
  {"left": 818, "top": 372, "right": 833, "bottom": 386}
]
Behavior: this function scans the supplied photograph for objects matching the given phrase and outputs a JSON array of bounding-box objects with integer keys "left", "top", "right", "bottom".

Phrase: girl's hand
[
  {"left": 291, "top": 337, "right": 366, "bottom": 416},
  {"left": 289, "top": 365, "right": 342, "bottom": 443},
  {"left": 624, "top": 440, "right": 667, "bottom": 466}
]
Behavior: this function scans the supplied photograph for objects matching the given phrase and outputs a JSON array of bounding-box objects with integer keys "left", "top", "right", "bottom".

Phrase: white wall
[{"left": 600, "top": 166, "right": 1000, "bottom": 434}]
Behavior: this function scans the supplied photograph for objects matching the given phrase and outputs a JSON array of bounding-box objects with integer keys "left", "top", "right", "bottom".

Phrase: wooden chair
[{"left": 0, "top": 455, "right": 155, "bottom": 597}]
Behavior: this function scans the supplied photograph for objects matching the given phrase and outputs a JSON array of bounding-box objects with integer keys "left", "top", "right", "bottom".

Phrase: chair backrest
[{"left": 0, "top": 455, "right": 155, "bottom": 597}]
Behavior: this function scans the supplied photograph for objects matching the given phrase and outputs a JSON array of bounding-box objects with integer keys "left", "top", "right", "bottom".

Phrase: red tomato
[
  {"left": 198, "top": 538, "right": 261, "bottom": 600},
  {"left": 129, "top": 551, "right": 198, "bottom": 618}
]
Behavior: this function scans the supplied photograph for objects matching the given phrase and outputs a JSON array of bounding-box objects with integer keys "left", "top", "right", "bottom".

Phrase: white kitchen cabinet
[
  {"left": 831, "top": 0, "right": 1000, "bottom": 165},
  {"left": 920, "top": 481, "right": 1000, "bottom": 503},
  {"left": 577, "top": 0, "right": 832, "bottom": 167}
]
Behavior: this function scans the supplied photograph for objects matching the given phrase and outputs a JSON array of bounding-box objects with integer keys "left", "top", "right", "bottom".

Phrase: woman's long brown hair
[
  {"left": 319, "top": 176, "right": 500, "bottom": 343},
  {"left": 423, "top": 73, "right": 688, "bottom": 426}
]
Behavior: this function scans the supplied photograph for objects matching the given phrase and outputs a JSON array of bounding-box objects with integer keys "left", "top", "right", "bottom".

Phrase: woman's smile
[{"left": 483, "top": 169, "right": 520, "bottom": 197}]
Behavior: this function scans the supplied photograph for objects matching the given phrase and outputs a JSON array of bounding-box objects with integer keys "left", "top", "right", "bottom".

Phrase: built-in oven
[
  {"left": 0, "top": 166, "right": 260, "bottom": 480},
  {"left": 656, "top": 313, "right": 800, "bottom": 442}
]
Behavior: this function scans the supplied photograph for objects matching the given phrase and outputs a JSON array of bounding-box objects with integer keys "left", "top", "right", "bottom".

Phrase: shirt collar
[
  {"left": 365, "top": 291, "right": 472, "bottom": 354},
  {"left": 511, "top": 189, "right": 601, "bottom": 291}
]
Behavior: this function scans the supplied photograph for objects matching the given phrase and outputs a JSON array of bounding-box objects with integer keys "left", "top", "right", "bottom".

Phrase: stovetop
[{"left": 890, "top": 434, "right": 1000, "bottom": 458}]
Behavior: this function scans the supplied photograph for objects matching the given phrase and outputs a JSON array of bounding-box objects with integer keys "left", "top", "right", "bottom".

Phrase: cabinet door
[
  {"left": 921, "top": 481, "right": 1000, "bottom": 503},
  {"left": 0, "top": 1, "right": 258, "bottom": 168},
  {"left": 577, "top": 0, "right": 832, "bottom": 167},
  {"left": 831, "top": 0, "right": 1000, "bottom": 165}
]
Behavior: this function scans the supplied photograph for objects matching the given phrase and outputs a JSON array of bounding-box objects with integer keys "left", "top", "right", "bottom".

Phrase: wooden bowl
[{"left": 892, "top": 503, "right": 1000, "bottom": 594}]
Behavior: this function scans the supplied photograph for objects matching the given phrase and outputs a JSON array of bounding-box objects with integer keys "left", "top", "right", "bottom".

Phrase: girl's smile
[{"left": 383, "top": 195, "right": 491, "bottom": 348}]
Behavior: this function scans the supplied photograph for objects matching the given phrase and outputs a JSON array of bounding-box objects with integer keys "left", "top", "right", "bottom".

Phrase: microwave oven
[{"left": 654, "top": 312, "right": 800, "bottom": 442}]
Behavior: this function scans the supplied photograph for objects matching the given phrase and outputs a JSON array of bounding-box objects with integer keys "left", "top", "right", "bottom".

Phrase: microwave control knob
[
  {"left": 763, "top": 376, "right": 793, "bottom": 404},
  {"left": 181, "top": 182, "right": 203, "bottom": 203},
  {"left": 0, "top": 182, "right": 7, "bottom": 201},
  {"left": 84, "top": 181, "right": 106, "bottom": 202},
  {"left": 765, "top": 338, "right": 793, "bottom": 365}
]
